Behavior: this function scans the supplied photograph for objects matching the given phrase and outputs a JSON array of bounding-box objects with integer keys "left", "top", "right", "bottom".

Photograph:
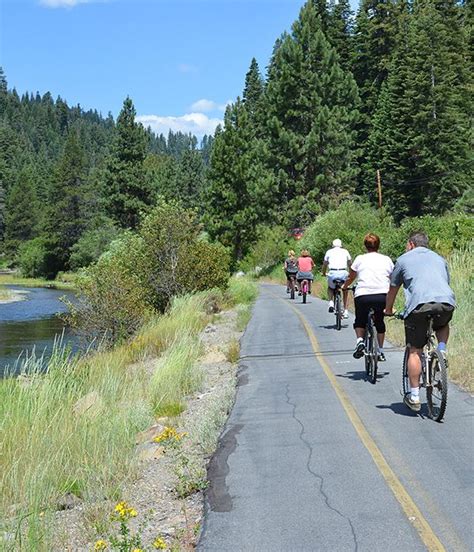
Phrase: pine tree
[
  {"left": 263, "top": 0, "right": 360, "bottom": 226},
  {"left": 203, "top": 100, "right": 271, "bottom": 262},
  {"left": 43, "top": 129, "right": 88, "bottom": 273},
  {"left": 327, "top": 0, "right": 354, "bottom": 72},
  {"left": 243, "top": 58, "right": 264, "bottom": 126},
  {"left": 104, "top": 97, "right": 151, "bottom": 229},
  {"left": 0, "top": 67, "right": 7, "bottom": 116},
  {"left": 174, "top": 149, "right": 205, "bottom": 209},
  {"left": 4, "top": 165, "right": 40, "bottom": 255},
  {"left": 369, "top": 0, "right": 472, "bottom": 218}
]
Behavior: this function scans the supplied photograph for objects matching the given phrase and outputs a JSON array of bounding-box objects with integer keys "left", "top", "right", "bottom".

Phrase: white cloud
[
  {"left": 190, "top": 98, "right": 231, "bottom": 113},
  {"left": 136, "top": 112, "right": 223, "bottom": 138},
  {"left": 40, "top": 0, "right": 92, "bottom": 6}
]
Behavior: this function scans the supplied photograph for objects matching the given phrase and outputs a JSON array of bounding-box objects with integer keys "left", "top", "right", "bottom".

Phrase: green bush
[
  {"left": 71, "top": 202, "right": 230, "bottom": 344},
  {"left": 239, "top": 226, "right": 292, "bottom": 273},
  {"left": 300, "top": 201, "right": 473, "bottom": 264},
  {"left": 17, "top": 238, "right": 49, "bottom": 278},
  {"left": 300, "top": 201, "right": 396, "bottom": 263},
  {"left": 69, "top": 220, "right": 121, "bottom": 270},
  {"left": 180, "top": 240, "right": 230, "bottom": 293},
  {"left": 67, "top": 233, "right": 152, "bottom": 344}
]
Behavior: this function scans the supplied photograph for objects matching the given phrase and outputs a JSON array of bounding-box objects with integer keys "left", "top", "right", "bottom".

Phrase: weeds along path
[{"left": 199, "top": 284, "right": 473, "bottom": 552}]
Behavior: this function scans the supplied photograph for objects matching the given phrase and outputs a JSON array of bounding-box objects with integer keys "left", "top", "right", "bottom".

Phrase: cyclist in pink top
[{"left": 297, "top": 249, "right": 315, "bottom": 293}]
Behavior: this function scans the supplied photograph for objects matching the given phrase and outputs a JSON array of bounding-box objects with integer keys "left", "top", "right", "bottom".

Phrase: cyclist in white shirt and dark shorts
[
  {"left": 322, "top": 238, "right": 352, "bottom": 318},
  {"left": 342, "top": 233, "right": 394, "bottom": 360}
]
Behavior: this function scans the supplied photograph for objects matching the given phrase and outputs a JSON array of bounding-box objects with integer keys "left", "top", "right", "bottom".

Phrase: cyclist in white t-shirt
[
  {"left": 322, "top": 238, "right": 352, "bottom": 318},
  {"left": 342, "top": 233, "right": 394, "bottom": 361}
]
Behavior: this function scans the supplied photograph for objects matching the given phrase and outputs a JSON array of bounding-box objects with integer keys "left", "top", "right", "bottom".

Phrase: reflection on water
[{"left": 0, "top": 286, "right": 79, "bottom": 377}]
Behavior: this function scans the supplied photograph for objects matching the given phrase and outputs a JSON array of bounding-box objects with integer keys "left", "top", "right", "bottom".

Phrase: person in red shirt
[{"left": 297, "top": 249, "right": 315, "bottom": 294}]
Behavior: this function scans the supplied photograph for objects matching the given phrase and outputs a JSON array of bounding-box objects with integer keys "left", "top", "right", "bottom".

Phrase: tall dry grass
[{"left": 0, "top": 280, "right": 258, "bottom": 550}]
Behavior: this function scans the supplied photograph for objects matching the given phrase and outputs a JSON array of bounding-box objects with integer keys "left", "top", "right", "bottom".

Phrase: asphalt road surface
[{"left": 198, "top": 284, "right": 473, "bottom": 552}]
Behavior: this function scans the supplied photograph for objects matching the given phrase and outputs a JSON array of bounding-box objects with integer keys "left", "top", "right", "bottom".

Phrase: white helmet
[{"left": 332, "top": 238, "right": 342, "bottom": 248}]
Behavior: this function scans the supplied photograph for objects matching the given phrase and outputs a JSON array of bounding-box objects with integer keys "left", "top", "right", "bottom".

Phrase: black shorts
[
  {"left": 354, "top": 294, "right": 387, "bottom": 333},
  {"left": 286, "top": 271, "right": 298, "bottom": 280},
  {"left": 404, "top": 302, "right": 454, "bottom": 349}
]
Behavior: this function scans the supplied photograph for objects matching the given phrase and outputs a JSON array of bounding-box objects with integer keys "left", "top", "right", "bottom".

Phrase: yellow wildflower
[
  {"left": 94, "top": 540, "right": 108, "bottom": 551},
  {"left": 153, "top": 427, "right": 187, "bottom": 444},
  {"left": 153, "top": 537, "right": 167, "bottom": 549},
  {"left": 131, "top": 549, "right": 143, "bottom": 552}
]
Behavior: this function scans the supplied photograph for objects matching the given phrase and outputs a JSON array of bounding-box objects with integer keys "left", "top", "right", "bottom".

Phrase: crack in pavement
[{"left": 285, "top": 383, "right": 359, "bottom": 552}]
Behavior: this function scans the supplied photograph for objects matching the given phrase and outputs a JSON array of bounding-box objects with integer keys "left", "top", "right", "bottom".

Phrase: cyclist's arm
[
  {"left": 321, "top": 260, "right": 328, "bottom": 276},
  {"left": 384, "top": 285, "right": 400, "bottom": 315},
  {"left": 342, "top": 269, "right": 357, "bottom": 290}
]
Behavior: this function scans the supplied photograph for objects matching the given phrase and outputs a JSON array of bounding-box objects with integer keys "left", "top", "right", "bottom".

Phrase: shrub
[
  {"left": 239, "top": 226, "right": 292, "bottom": 273},
  {"left": 69, "top": 221, "right": 121, "bottom": 270},
  {"left": 17, "top": 237, "right": 49, "bottom": 277},
  {"left": 67, "top": 233, "right": 152, "bottom": 344},
  {"left": 70, "top": 202, "right": 230, "bottom": 344},
  {"left": 300, "top": 201, "right": 396, "bottom": 263}
]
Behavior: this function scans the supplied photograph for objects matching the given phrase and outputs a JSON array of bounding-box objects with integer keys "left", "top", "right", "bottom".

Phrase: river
[{"left": 0, "top": 286, "right": 79, "bottom": 377}]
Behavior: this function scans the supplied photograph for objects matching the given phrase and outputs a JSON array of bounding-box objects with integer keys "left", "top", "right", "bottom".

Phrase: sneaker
[
  {"left": 328, "top": 301, "right": 334, "bottom": 313},
  {"left": 353, "top": 341, "right": 365, "bottom": 359},
  {"left": 378, "top": 352, "right": 386, "bottom": 362},
  {"left": 403, "top": 394, "right": 421, "bottom": 412},
  {"left": 342, "top": 309, "right": 349, "bottom": 319}
]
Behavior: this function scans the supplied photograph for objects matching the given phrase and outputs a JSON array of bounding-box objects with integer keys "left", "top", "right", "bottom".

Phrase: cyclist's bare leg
[
  {"left": 377, "top": 332, "right": 385, "bottom": 348},
  {"left": 407, "top": 347, "right": 423, "bottom": 388},
  {"left": 435, "top": 325, "right": 449, "bottom": 345},
  {"left": 328, "top": 287, "right": 334, "bottom": 301},
  {"left": 355, "top": 328, "right": 365, "bottom": 339},
  {"left": 342, "top": 289, "right": 349, "bottom": 309}
]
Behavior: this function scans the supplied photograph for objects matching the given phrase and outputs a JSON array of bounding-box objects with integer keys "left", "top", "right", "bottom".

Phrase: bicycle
[
  {"left": 332, "top": 279, "right": 345, "bottom": 330},
  {"left": 299, "top": 278, "right": 309, "bottom": 304},
  {"left": 287, "top": 272, "right": 297, "bottom": 300},
  {"left": 388, "top": 313, "right": 448, "bottom": 421},
  {"left": 363, "top": 307, "right": 379, "bottom": 384}
]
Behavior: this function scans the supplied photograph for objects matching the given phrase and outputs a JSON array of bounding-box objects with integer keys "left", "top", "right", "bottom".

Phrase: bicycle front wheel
[{"left": 426, "top": 349, "right": 448, "bottom": 422}]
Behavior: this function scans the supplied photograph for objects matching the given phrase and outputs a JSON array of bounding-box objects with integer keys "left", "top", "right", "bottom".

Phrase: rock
[
  {"left": 56, "top": 492, "right": 81, "bottom": 511},
  {"left": 72, "top": 391, "right": 102, "bottom": 418},
  {"left": 202, "top": 349, "right": 226, "bottom": 364},
  {"left": 204, "top": 324, "right": 217, "bottom": 334},
  {"left": 135, "top": 423, "right": 165, "bottom": 445},
  {"left": 235, "top": 271, "right": 245, "bottom": 278},
  {"left": 136, "top": 443, "right": 165, "bottom": 462}
]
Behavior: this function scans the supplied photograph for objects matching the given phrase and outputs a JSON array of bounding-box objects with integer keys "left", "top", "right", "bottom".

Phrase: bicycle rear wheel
[
  {"left": 290, "top": 278, "right": 295, "bottom": 300},
  {"left": 365, "top": 322, "right": 378, "bottom": 384},
  {"left": 402, "top": 346, "right": 410, "bottom": 397},
  {"left": 335, "top": 292, "right": 342, "bottom": 330},
  {"left": 426, "top": 349, "right": 448, "bottom": 422}
]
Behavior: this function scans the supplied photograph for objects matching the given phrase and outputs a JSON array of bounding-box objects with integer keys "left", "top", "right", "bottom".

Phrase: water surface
[{"left": 0, "top": 286, "right": 78, "bottom": 376}]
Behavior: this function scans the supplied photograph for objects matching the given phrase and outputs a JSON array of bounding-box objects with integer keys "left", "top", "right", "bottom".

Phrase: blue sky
[{"left": 1, "top": 0, "right": 357, "bottom": 137}]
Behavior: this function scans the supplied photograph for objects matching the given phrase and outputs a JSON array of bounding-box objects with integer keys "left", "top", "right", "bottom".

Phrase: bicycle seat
[{"left": 333, "top": 279, "right": 345, "bottom": 285}]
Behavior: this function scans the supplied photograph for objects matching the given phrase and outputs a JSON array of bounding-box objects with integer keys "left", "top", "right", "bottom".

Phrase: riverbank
[
  {"left": 0, "top": 272, "right": 76, "bottom": 291},
  {"left": 0, "top": 278, "right": 257, "bottom": 551}
]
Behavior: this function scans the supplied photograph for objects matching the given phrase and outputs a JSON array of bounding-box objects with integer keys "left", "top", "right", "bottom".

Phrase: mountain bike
[
  {"left": 364, "top": 307, "right": 379, "bottom": 384},
  {"left": 287, "top": 272, "right": 297, "bottom": 300},
  {"left": 333, "top": 279, "right": 345, "bottom": 330},
  {"left": 389, "top": 313, "right": 448, "bottom": 421},
  {"left": 300, "top": 278, "right": 309, "bottom": 304}
]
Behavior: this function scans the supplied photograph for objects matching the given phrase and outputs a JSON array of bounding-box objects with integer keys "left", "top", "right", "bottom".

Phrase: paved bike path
[{"left": 198, "top": 285, "right": 474, "bottom": 551}]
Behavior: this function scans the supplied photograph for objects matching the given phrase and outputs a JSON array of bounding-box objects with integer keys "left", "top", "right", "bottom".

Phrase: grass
[
  {"left": 0, "top": 278, "right": 259, "bottom": 550},
  {"left": 0, "top": 285, "right": 13, "bottom": 301},
  {"left": 0, "top": 273, "right": 75, "bottom": 290}
]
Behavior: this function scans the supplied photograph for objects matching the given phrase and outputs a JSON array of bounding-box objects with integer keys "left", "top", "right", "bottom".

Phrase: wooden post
[{"left": 376, "top": 169, "right": 382, "bottom": 208}]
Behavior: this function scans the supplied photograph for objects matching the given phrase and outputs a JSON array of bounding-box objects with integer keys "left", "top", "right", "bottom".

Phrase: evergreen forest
[{"left": 0, "top": 0, "right": 472, "bottom": 276}]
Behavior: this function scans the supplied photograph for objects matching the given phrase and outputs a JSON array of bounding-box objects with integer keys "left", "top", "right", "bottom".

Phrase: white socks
[{"left": 411, "top": 386, "right": 420, "bottom": 400}]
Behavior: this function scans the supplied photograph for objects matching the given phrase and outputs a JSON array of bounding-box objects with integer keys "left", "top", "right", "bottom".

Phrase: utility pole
[{"left": 376, "top": 169, "right": 382, "bottom": 209}]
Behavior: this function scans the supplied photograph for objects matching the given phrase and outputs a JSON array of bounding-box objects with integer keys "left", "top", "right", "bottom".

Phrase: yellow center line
[{"left": 275, "top": 292, "right": 446, "bottom": 552}]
